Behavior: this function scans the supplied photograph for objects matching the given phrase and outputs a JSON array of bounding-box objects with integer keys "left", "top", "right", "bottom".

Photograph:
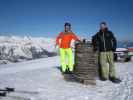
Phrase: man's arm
[
  {"left": 56, "top": 32, "right": 63, "bottom": 45},
  {"left": 92, "top": 33, "right": 99, "bottom": 51},
  {"left": 110, "top": 31, "right": 117, "bottom": 52},
  {"left": 71, "top": 33, "right": 80, "bottom": 42}
]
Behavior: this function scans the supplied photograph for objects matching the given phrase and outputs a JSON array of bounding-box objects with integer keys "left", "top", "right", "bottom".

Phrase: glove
[
  {"left": 55, "top": 44, "right": 59, "bottom": 49},
  {"left": 112, "top": 48, "right": 116, "bottom": 52}
]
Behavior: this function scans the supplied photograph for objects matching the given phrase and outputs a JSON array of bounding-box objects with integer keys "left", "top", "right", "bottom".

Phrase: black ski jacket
[{"left": 92, "top": 29, "right": 117, "bottom": 52}]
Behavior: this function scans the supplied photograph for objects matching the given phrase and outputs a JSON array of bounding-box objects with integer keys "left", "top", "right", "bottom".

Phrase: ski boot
[{"left": 109, "top": 77, "right": 122, "bottom": 84}]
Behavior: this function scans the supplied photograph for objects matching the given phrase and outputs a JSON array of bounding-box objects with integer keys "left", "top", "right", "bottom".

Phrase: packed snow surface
[{"left": 0, "top": 56, "right": 133, "bottom": 100}]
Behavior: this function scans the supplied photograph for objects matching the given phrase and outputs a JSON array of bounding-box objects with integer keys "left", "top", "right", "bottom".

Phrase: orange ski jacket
[{"left": 56, "top": 32, "right": 79, "bottom": 48}]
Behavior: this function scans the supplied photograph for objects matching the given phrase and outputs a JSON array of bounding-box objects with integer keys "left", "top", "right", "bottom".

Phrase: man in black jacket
[{"left": 92, "top": 22, "right": 121, "bottom": 83}]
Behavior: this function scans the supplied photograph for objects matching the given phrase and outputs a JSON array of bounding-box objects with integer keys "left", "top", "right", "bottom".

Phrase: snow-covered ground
[
  {"left": 0, "top": 56, "right": 133, "bottom": 100},
  {"left": 0, "top": 36, "right": 57, "bottom": 64}
]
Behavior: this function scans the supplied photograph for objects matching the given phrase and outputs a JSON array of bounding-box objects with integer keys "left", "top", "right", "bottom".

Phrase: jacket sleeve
[
  {"left": 110, "top": 31, "right": 117, "bottom": 51},
  {"left": 71, "top": 33, "right": 80, "bottom": 41},
  {"left": 92, "top": 33, "right": 99, "bottom": 51},
  {"left": 56, "top": 32, "right": 63, "bottom": 45}
]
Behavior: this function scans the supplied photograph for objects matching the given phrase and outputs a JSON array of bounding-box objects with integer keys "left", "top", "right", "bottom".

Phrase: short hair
[
  {"left": 100, "top": 22, "right": 107, "bottom": 25},
  {"left": 64, "top": 22, "right": 71, "bottom": 27}
]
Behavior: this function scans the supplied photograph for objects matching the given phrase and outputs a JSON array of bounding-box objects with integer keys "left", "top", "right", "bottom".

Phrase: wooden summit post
[{"left": 73, "top": 40, "right": 98, "bottom": 85}]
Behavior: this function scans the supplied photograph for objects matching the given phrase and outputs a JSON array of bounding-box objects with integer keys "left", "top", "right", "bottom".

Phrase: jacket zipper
[{"left": 103, "top": 32, "right": 106, "bottom": 51}]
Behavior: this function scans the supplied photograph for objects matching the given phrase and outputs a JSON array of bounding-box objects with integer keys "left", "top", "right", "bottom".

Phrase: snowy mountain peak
[{"left": 0, "top": 36, "right": 57, "bottom": 64}]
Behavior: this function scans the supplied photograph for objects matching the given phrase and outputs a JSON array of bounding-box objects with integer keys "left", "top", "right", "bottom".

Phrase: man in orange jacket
[{"left": 56, "top": 22, "right": 80, "bottom": 74}]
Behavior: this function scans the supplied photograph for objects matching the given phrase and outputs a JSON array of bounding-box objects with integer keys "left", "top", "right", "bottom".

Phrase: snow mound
[{"left": 116, "top": 48, "right": 128, "bottom": 52}]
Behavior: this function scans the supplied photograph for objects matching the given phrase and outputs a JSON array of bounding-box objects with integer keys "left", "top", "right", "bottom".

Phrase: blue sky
[{"left": 0, "top": 0, "right": 132, "bottom": 41}]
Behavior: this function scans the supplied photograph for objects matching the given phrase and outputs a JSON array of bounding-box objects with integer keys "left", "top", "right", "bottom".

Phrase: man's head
[
  {"left": 100, "top": 22, "right": 108, "bottom": 31},
  {"left": 64, "top": 22, "right": 71, "bottom": 32}
]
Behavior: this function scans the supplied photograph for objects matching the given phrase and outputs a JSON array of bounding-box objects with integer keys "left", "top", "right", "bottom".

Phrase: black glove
[{"left": 112, "top": 48, "right": 116, "bottom": 52}]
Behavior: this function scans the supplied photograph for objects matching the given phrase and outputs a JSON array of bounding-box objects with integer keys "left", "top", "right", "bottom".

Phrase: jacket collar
[{"left": 99, "top": 28, "right": 108, "bottom": 33}]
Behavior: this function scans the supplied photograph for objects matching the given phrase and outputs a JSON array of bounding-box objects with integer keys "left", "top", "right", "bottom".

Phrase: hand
[
  {"left": 112, "top": 48, "right": 116, "bottom": 52},
  {"left": 77, "top": 40, "right": 81, "bottom": 42},
  {"left": 75, "top": 40, "right": 81, "bottom": 44},
  {"left": 54, "top": 44, "right": 58, "bottom": 49}
]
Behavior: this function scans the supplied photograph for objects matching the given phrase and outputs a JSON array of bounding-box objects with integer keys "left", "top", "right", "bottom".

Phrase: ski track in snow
[{"left": 0, "top": 56, "right": 133, "bottom": 100}]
